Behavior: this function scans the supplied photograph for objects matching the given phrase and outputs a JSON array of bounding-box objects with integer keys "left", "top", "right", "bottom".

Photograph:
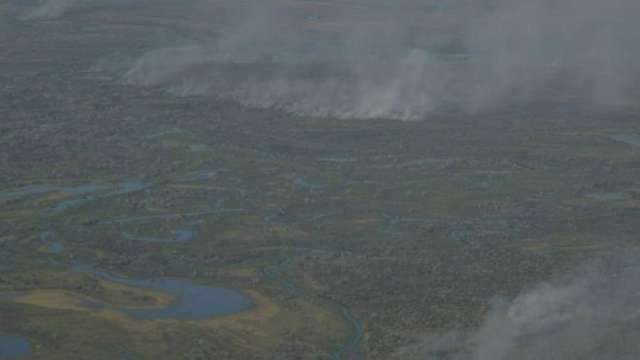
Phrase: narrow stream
[{"left": 260, "top": 256, "right": 364, "bottom": 359}]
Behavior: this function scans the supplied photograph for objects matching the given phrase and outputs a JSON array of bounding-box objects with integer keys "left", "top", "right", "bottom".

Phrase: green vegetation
[{"left": 2, "top": 0, "right": 640, "bottom": 358}]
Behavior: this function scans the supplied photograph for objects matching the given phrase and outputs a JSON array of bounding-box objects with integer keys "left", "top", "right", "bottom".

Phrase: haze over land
[
  {"left": 396, "top": 251, "right": 640, "bottom": 359},
  {"left": 74, "top": 0, "right": 640, "bottom": 119},
  {"left": 3, "top": 0, "right": 640, "bottom": 359}
]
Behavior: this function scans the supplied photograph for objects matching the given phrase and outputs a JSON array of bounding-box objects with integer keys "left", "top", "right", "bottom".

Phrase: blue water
[
  {"left": 382, "top": 213, "right": 431, "bottom": 231},
  {"left": 0, "top": 181, "right": 149, "bottom": 213},
  {"left": 40, "top": 231, "right": 52, "bottom": 242},
  {"left": 0, "top": 335, "right": 32, "bottom": 359},
  {"left": 0, "top": 184, "right": 105, "bottom": 201},
  {"left": 609, "top": 134, "right": 640, "bottom": 146},
  {"left": 39, "top": 231, "right": 64, "bottom": 254},
  {"left": 260, "top": 257, "right": 363, "bottom": 360},
  {"left": 176, "top": 170, "right": 218, "bottom": 182},
  {"left": 105, "top": 181, "right": 149, "bottom": 197},
  {"left": 3, "top": 187, "right": 46, "bottom": 200},
  {"left": 144, "top": 128, "right": 184, "bottom": 139},
  {"left": 189, "top": 144, "right": 207, "bottom": 153},
  {"left": 74, "top": 265, "right": 253, "bottom": 320},
  {"left": 63, "top": 185, "right": 106, "bottom": 195},
  {"left": 293, "top": 177, "right": 326, "bottom": 191},
  {"left": 173, "top": 230, "right": 193, "bottom": 241},
  {"left": 98, "top": 208, "right": 244, "bottom": 225},
  {"left": 51, "top": 198, "right": 89, "bottom": 213},
  {"left": 183, "top": 219, "right": 204, "bottom": 226},
  {"left": 0, "top": 186, "right": 57, "bottom": 199},
  {"left": 318, "top": 157, "right": 357, "bottom": 163},
  {"left": 51, "top": 181, "right": 150, "bottom": 213},
  {"left": 122, "top": 229, "right": 194, "bottom": 243},
  {"left": 586, "top": 192, "right": 627, "bottom": 201},
  {"left": 47, "top": 242, "right": 65, "bottom": 254}
]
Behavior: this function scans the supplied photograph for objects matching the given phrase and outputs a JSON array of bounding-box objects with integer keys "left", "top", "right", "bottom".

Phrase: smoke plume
[
  {"left": 21, "top": 0, "right": 131, "bottom": 20},
  {"left": 95, "top": 0, "right": 640, "bottom": 119},
  {"left": 395, "top": 250, "right": 640, "bottom": 359},
  {"left": 22, "top": 0, "right": 79, "bottom": 19},
  {"left": 462, "top": 0, "right": 640, "bottom": 113},
  {"left": 121, "top": 0, "right": 450, "bottom": 120}
]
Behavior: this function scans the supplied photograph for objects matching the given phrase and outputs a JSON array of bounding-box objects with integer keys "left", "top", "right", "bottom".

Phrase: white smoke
[
  {"left": 395, "top": 250, "right": 640, "bottom": 360},
  {"left": 120, "top": 3, "right": 447, "bottom": 120},
  {"left": 462, "top": 0, "right": 640, "bottom": 113},
  {"left": 116, "top": 0, "right": 640, "bottom": 120},
  {"left": 23, "top": 0, "right": 623, "bottom": 119},
  {"left": 22, "top": 0, "right": 80, "bottom": 20},
  {"left": 20, "top": 0, "right": 132, "bottom": 20}
]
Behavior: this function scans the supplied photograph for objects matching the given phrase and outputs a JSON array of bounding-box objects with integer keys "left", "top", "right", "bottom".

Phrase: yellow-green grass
[{"left": 9, "top": 282, "right": 348, "bottom": 358}]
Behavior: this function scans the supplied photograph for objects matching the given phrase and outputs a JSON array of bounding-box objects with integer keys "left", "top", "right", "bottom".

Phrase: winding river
[{"left": 260, "top": 256, "right": 364, "bottom": 359}]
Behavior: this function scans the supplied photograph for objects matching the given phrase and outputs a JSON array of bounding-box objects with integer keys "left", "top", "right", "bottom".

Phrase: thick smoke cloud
[
  {"left": 121, "top": 0, "right": 450, "bottom": 120},
  {"left": 394, "top": 250, "right": 640, "bottom": 359},
  {"left": 463, "top": 0, "right": 640, "bottom": 113},
  {"left": 102, "top": 0, "right": 640, "bottom": 119},
  {"left": 22, "top": 0, "right": 78, "bottom": 19},
  {"left": 20, "top": 0, "right": 131, "bottom": 20}
]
